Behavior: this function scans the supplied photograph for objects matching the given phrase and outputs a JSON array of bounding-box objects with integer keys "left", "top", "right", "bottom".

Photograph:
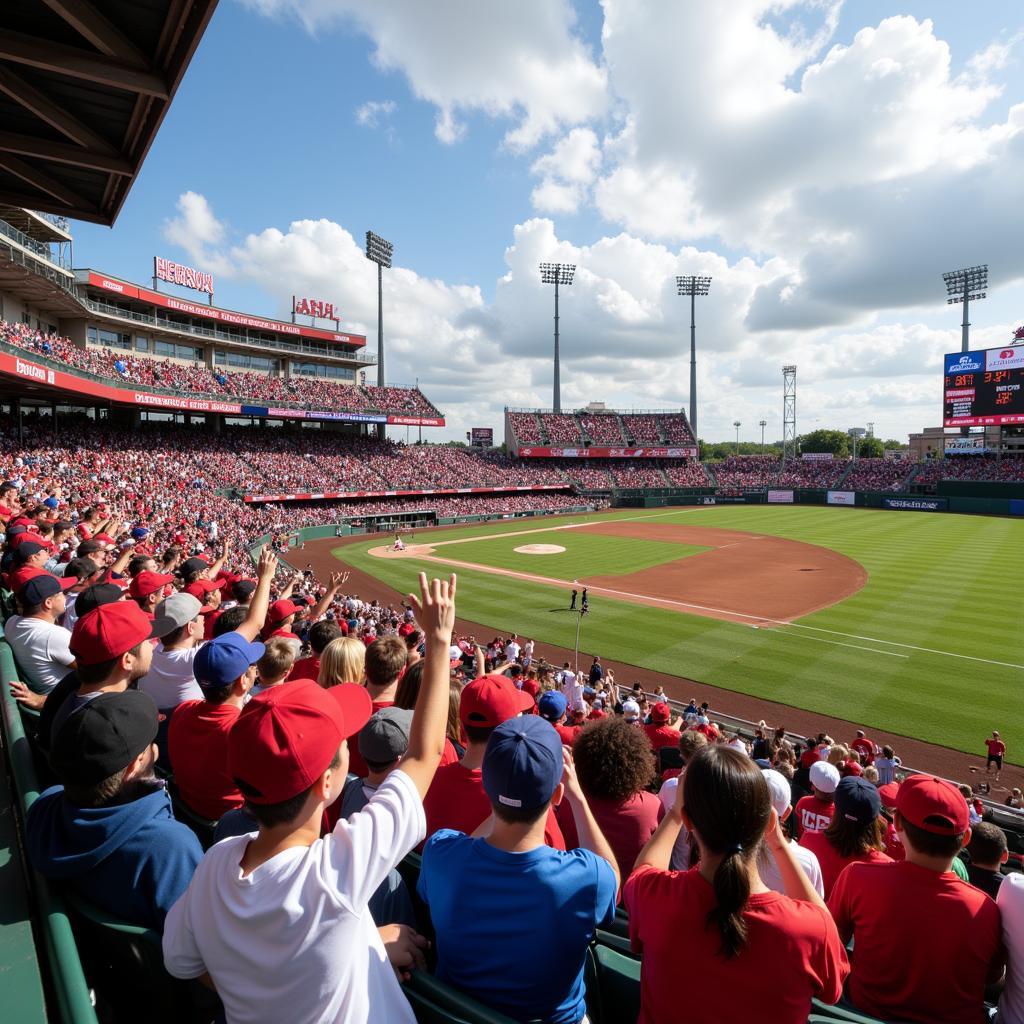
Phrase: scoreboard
[{"left": 943, "top": 346, "right": 1024, "bottom": 427}]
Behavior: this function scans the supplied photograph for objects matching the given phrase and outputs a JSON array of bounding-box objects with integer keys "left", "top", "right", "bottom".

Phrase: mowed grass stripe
[{"left": 338, "top": 506, "right": 1023, "bottom": 755}]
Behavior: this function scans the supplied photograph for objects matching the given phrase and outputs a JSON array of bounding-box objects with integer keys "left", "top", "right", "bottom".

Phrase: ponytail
[{"left": 707, "top": 845, "right": 752, "bottom": 959}]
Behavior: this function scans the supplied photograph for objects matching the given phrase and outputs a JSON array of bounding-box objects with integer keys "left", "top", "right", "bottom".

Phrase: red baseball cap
[
  {"left": 184, "top": 578, "right": 222, "bottom": 600},
  {"left": 650, "top": 701, "right": 671, "bottom": 724},
  {"left": 129, "top": 571, "right": 176, "bottom": 599},
  {"left": 93, "top": 532, "right": 116, "bottom": 547},
  {"left": 267, "top": 599, "right": 299, "bottom": 625},
  {"left": 896, "top": 775, "right": 968, "bottom": 835},
  {"left": 459, "top": 673, "right": 535, "bottom": 729},
  {"left": 70, "top": 601, "right": 176, "bottom": 666},
  {"left": 877, "top": 782, "right": 900, "bottom": 810},
  {"left": 10, "top": 566, "right": 48, "bottom": 592},
  {"left": 228, "top": 680, "right": 372, "bottom": 804}
]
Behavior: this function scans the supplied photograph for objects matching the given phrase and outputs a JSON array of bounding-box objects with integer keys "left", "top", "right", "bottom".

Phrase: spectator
[
  {"left": 26, "top": 690, "right": 202, "bottom": 928},
  {"left": 128, "top": 569, "right": 176, "bottom": 619},
  {"left": 794, "top": 761, "right": 840, "bottom": 836},
  {"left": 252, "top": 637, "right": 297, "bottom": 696},
  {"left": 1008, "top": 788, "right": 1023, "bottom": 810},
  {"left": 558, "top": 715, "right": 662, "bottom": 885},
  {"left": 642, "top": 701, "right": 680, "bottom": 752},
  {"left": 798, "top": 777, "right": 891, "bottom": 898},
  {"left": 418, "top": 717, "right": 618, "bottom": 1024},
  {"left": 656, "top": 730, "right": 708, "bottom": 870},
  {"left": 873, "top": 744, "right": 900, "bottom": 785},
  {"left": 965, "top": 822, "right": 1008, "bottom": 900},
  {"left": 162, "top": 573, "right": 456, "bottom": 1024},
  {"left": 40, "top": 601, "right": 176, "bottom": 750},
  {"left": 537, "top": 690, "right": 582, "bottom": 745},
  {"left": 760, "top": 769, "right": 824, "bottom": 897},
  {"left": 828, "top": 774, "right": 1004, "bottom": 1024},
  {"left": 997, "top": 874, "right": 1024, "bottom": 1024},
  {"left": 4, "top": 574, "right": 77, "bottom": 700},
  {"left": 348, "top": 635, "right": 407, "bottom": 778},
  {"left": 167, "top": 631, "right": 266, "bottom": 821},
  {"left": 986, "top": 730, "right": 1006, "bottom": 785},
  {"left": 289, "top": 620, "right": 344, "bottom": 681},
  {"left": 318, "top": 635, "right": 366, "bottom": 688},
  {"left": 138, "top": 593, "right": 207, "bottom": 719},
  {"left": 849, "top": 729, "right": 875, "bottom": 765},
  {"left": 625, "top": 746, "right": 848, "bottom": 1023},
  {"left": 422, "top": 674, "right": 564, "bottom": 848}
]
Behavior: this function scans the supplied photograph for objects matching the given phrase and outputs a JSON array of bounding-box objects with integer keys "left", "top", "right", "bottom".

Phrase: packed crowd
[
  {"left": 711, "top": 455, "right": 781, "bottom": 490},
  {"left": 775, "top": 458, "right": 850, "bottom": 489},
  {"left": 608, "top": 463, "right": 667, "bottom": 488},
  {"left": 538, "top": 413, "right": 584, "bottom": 445},
  {"left": 913, "top": 455, "right": 1024, "bottom": 485},
  {"left": 661, "top": 461, "right": 712, "bottom": 486},
  {"left": 621, "top": 414, "right": 663, "bottom": 443},
  {"left": 3, "top": 480, "right": 1019, "bottom": 1024},
  {"left": 659, "top": 414, "right": 696, "bottom": 444},
  {"left": 842, "top": 458, "right": 915, "bottom": 492},
  {"left": 508, "top": 410, "right": 698, "bottom": 449},
  {"left": 579, "top": 414, "right": 625, "bottom": 444},
  {"left": 2, "top": 321, "right": 440, "bottom": 417},
  {"left": 506, "top": 411, "right": 544, "bottom": 444}
]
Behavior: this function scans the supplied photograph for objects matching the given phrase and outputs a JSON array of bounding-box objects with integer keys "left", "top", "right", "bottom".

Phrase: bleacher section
[{"left": 580, "top": 414, "right": 625, "bottom": 444}]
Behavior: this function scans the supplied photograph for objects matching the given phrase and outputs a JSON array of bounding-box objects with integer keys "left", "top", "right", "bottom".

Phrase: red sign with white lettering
[
  {"left": 155, "top": 257, "right": 214, "bottom": 294},
  {"left": 293, "top": 296, "right": 338, "bottom": 321}
]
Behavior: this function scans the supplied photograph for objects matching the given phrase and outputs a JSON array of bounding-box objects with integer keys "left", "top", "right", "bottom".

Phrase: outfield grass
[{"left": 337, "top": 507, "right": 1024, "bottom": 757}]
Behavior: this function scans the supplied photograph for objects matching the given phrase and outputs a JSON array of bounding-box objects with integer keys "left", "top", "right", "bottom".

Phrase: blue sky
[{"left": 69, "top": 1, "right": 1024, "bottom": 442}]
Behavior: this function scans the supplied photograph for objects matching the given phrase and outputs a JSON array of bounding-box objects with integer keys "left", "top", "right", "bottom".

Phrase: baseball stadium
[{"left": 0, "top": 3, "right": 1022, "bottom": 1024}]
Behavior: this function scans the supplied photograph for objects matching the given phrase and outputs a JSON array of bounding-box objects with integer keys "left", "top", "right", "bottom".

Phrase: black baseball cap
[
  {"left": 50, "top": 690, "right": 159, "bottom": 787},
  {"left": 178, "top": 557, "right": 209, "bottom": 578},
  {"left": 232, "top": 580, "right": 256, "bottom": 601},
  {"left": 21, "top": 574, "right": 76, "bottom": 606},
  {"left": 73, "top": 582, "right": 126, "bottom": 617},
  {"left": 12, "top": 542, "right": 45, "bottom": 564}
]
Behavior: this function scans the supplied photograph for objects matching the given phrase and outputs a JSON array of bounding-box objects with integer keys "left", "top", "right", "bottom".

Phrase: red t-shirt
[
  {"left": 167, "top": 700, "right": 243, "bottom": 820},
  {"left": 625, "top": 865, "right": 848, "bottom": 1024},
  {"left": 850, "top": 737, "right": 875, "bottom": 764},
  {"left": 421, "top": 761, "right": 565, "bottom": 850},
  {"left": 882, "top": 820, "right": 905, "bottom": 862},
  {"left": 840, "top": 759, "right": 863, "bottom": 778},
  {"left": 986, "top": 739, "right": 1006, "bottom": 758},
  {"left": 557, "top": 792, "right": 663, "bottom": 885},
  {"left": 290, "top": 655, "right": 320, "bottom": 682},
  {"left": 800, "top": 748, "right": 821, "bottom": 770},
  {"left": 553, "top": 722, "right": 583, "bottom": 746},
  {"left": 795, "top": 794, "right": 835, "bottom": 836},
  {"left": 828, "top": 859, "right": 1004, "bottom": 1024},
  {"left": 202, "top": 609, "right": 223, "bottom": 641},
  {"left": 798, "top": 831, "right": 892, "bottom": 898},
  {"left": 642, "top": 723, "right": 680, "bottom": 751}
]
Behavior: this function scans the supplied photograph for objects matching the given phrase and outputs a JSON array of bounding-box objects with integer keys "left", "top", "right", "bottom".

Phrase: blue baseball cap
[
  {"left": 537, "top": 690, "right": 568, "bottom": 722},
  {"left": 834, "top": 776, "right": 882, "bottom": 827},
  {"left": 482, "top": 716, "right": 563, "bottom": 813},
  {"left": 131, "top": 526, "right": 150, "bottom": 540},
  {"left": 193, "top": 632, "right": 265, "bottom": 690}
]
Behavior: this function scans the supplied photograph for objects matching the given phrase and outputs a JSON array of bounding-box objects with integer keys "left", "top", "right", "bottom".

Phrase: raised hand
[{"left": 407, "top": 572, "right": 456, "bottom": 640}]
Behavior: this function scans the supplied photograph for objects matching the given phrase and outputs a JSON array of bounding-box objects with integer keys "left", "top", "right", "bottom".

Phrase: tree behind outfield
[
  {"left": 857, "top": 437, "right": 884, "bottom": 459},
  {"left": 798, "top": 429, "right": 850, "bottom": 456}
]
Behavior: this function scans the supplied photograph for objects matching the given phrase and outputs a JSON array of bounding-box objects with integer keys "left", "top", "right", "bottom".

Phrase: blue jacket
[{"left": 26, "top": 784, "right": 202, "bottom": 930}]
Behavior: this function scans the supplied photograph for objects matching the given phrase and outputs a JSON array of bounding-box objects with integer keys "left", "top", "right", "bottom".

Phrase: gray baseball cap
[
  {"left": 155, "top": 591, "right": 202, "bottom": 629},
  {"left": 358, "top": 707, "right": 414, "bottom": 764}
]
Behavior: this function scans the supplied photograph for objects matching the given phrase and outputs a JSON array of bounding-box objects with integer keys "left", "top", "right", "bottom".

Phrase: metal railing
[{"left": 0, "top": 218, "right": 71, "bottom": 270}]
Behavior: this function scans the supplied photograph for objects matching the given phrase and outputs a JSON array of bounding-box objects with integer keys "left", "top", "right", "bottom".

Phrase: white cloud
[
  {"left": 530, "top": 127, "right": 602, "bottom": 213},
  {"left": 244, "top": 0, "right": 607, "bottom": 148},
  {"left": 163, "top": 191, "right": 225, "bottom": 260},
  {"left": 354, "top": 99, "right": 396, "bottom": 128}
]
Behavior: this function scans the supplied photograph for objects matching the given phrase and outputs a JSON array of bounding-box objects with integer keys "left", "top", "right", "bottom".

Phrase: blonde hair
[
  {"left": 446, "top": 681, "right": 463, "bottom": 749},
  {"left": 318, "top": 636, "right": 366, "bottom": 689},
  {"left": 827, "top": 744, "right": 849, "bottom": 768},
  {"left": 257, "top": 637, "right": 297, "bottom": 684}
]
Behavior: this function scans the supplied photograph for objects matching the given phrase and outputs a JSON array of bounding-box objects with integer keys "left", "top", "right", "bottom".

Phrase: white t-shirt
[
  {"left": 758, "top": 840, "right": 825, "bottom": 898},
  {"left": 163, "top": 769, "right": 424, "bottom": 1024},
  {"left": 998, "top": 872, "right": 1024, "bottom": 1024},
  {"left": 3, "top": 615, "right": 74, "bottom": 693},
  {"left": 558, "top": 670, "right": 584, "bottom": 708},
  {"left": 657, "top": 776, "right": 692, "bottom": 870},
  {"left": 62, "top": 591, "right": 82, "bottom": 633},
  {"left": 140, "top": 644, "right": 204, "bottom": 709},
  {"left": 504, "top": 641, "right": 520, "bottom": 663}
]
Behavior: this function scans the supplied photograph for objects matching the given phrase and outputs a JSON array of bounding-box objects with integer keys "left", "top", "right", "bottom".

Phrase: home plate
[{"left": 514, "top": 544, "right": 566, "bottom": 555}]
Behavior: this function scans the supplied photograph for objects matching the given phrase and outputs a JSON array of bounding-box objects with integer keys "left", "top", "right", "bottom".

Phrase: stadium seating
[
  {"left": 620, "top": 414, "right": 662, "bottom": 443},
  {"left": 580, "top": 414, "right": 625, "bottom": 444},
  {"left": 912, "top": 454, "right": 1024, "bottom": 484},
  {"left": 538, "top": 413, "right": 584, "bottom": 445},
  {"left": 506, "top": 411, "right": 544, "bottom": 444},
  {"left": 842, "top": 458, "right": 915, "bottom": 492},
  {"left": 776, "top": 458, "right": 850, "bottom": 489},
  {"left": 711, "top": 455, "right": 780, "bottom": 489}
]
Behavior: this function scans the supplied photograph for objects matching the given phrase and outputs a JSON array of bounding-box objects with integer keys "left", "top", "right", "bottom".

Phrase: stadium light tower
[
  {"left": 677, "top": 275, "right": 712, "bottom": 438},
  {"left": 942, "top": 264, "right": 987, "bottom": 353},
  {"left": 539, "top": 262, "right": 575, "bottom": 413},
  {"left": 759, "top": 418, "right": 767, "bottom": 454},
  {"left": 365, "top": 230, "right": 394, "bottom": 388},
  {"left": 782, "top": 366, "right": 797, "bottom": 462},
  {"left": 734, "top": 420, "right": 741, "bottom": 453}
]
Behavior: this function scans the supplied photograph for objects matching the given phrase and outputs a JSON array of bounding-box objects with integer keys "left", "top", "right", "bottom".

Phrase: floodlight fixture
[
  {"left": 734, "top": 420, "right": 741, "bottom": 452},
  {"left": 539, "top": 262, "right": 576, "bottom": 412},
  {"left": 676, "top": 275, "right": 712, "bottom": 438},
  {"left": 366, "top": 230, "right": 394, "bottom": 395},
  {"left": 942, "top": 263, "right": 988, "bottom": 356}
]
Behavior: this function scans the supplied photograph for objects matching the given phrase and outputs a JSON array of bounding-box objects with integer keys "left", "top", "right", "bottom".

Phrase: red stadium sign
[
  {"left": 293, "top": 296, "right": 338, "bottom": 320},
  {"left": 154, "top": 257, "right": 214, "bottom": 294},
  {"left": 243, "top": 484, "right": 566, "bottom": 503},
  {"left": 517, "top": 446, "right": 698, "bottom": 459}
]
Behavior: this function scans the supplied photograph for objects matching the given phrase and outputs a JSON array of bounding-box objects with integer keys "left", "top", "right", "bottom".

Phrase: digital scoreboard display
[{"left": 943, "top": 346, "right": 1024, "bottom": 427}]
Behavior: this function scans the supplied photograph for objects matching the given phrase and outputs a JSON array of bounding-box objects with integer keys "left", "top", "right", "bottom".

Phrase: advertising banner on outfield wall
[
  {"left": 517, "top": 446, "right": 698, "bottom": 458},
  {"left": 801, "top": 452, "right": 833, "bottom": 461},
  {"left": 827, "top": 490, "right": 856, "bottom": 506},
  {"left": 882, "top": 497, "right": 948, "bottom": 512},
  {"left": 767, "top": 490, "right": 795, "bottom": 504}
]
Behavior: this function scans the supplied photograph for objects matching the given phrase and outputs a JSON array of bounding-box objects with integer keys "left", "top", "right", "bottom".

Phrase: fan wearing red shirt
[
  {"left": 625, "top": 746, "right": 848, "bottom": 1024},
  {"left": 346, "top": 635, "right": 407, "bottom": 779},
  {"left": 986, "top": 731, "right": 1006, "bottom": 782},
  {"left": 849, "top": 730, "right": 875, "bottom": 765},
  {"left": 537, "top": 691, "right": 581, "bottom": 746},
  {"left": 557, "top": 715, "right": 663, "bottom": 885},
  {"left": 289, "top": 621, "right": 345, "bottom": 682},
  {"left": 422, "top": 674, "right": 565, "bottom": 850},
  {"left": 828, "top": 774, "right": 1004, "bottom": 1024},
  {"left": 877, "top": 783, "right": 906, "bottom": 862},
  {"left": 129, "top": 571, "right": 176, "bottom": 621},
  {"left": 795, "top": 761, "right": 840, "bottom": 837},
  {"left": 642, "top": 702, "right": 681, "bottom": 752},
  {"left": 798, "top": 777, "right": 891, "bottom": 898}
]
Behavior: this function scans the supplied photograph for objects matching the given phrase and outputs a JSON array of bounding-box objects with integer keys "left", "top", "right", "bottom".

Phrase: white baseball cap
[
  {"left": 622, "top": 699, "right": 640, "bottom": 720},
  {"left": 809, "top": 761, "right": 841, "bottom": 794},
  {"left": 761, "top": 769, "right": 792, "bottom": 818}
]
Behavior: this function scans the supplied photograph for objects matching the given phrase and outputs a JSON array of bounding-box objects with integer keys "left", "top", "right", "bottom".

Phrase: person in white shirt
[
  {"left": 758, "top": 769, "right": 824, "bottom": 897},
  {"left": 139, "top": 593, "right": 206, "bottom": 713},
  {"left": 504, "top": 635, "right": 521, "bottom": 664},
  {"left": 4, "top": 574, "right": 77, "bottom": 698},
  {"left": 556, "top": 662, "right": 584, "bottom": 708},
  {"left": 998, "top": 872, "right": 1024, "bottom": 1024},
  {"left": 163, "top": 573, "right": 457, "bottom": 1024}
]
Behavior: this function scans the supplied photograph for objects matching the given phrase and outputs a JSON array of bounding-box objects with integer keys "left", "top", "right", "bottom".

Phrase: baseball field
[{"left": 334, "top": 506, "right": 1023, "bottom": 758}]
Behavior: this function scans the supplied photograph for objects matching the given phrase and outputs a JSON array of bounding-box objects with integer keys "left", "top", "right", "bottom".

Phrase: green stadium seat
[
  {"left": 594, "top": 926, "right": 636, "bottom": 959},
  {"left": 404, "top": 970, "right": 529, "bottom": 1024},
  {"left": 592, "top": 941, "right": 641, "bottom": 1024},
  {"left": 62, "top": 888, "right": 220, "bottom": 1024}
]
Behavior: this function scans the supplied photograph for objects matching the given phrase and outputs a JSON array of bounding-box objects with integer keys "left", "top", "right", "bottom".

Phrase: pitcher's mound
[{"left": 514, "top": 543, "right": 566, "bottom": 555}]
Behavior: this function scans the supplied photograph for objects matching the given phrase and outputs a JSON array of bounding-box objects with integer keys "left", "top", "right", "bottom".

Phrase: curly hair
[{"left": 573, "top": 716, "right": 655, "bottom": 802}]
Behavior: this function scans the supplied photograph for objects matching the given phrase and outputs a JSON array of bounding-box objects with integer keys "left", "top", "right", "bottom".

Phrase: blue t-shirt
[{"left": 419, "top": 829, "right": 617, "bottom": 1024}]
